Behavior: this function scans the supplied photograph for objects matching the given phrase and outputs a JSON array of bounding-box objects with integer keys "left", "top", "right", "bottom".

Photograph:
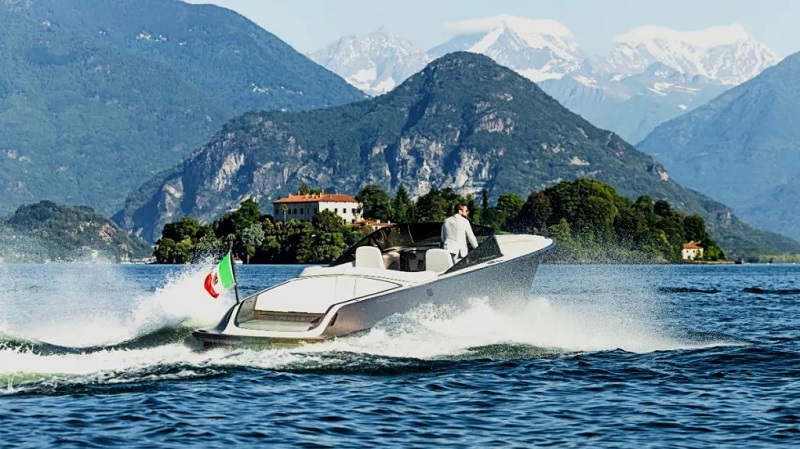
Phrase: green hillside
[
  {"left": 637, "top": 52, "right": 800, "bottom": 241},
  {"left": 0, "top": 200, "right": 151, "bottom": 262},
  {"left": 0, "top": 0, "right": 364, "bottom": 216},
  {"left": 114, "top": 52, "right": 800, "bottom": 258}
]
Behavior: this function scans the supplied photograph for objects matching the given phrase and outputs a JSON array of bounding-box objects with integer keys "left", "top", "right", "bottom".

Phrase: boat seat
[
  {"left": 355, "top": 246, "right": 385, "bottom": 269},
  {"left": 425, "top": 248, "right": 453, "bottom": 274},
  {"left": 383, "top": 250, "right": 401, "bottom": 270}
]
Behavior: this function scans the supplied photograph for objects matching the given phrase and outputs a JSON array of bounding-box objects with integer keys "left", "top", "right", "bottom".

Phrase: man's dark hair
[{"left": 454, "top": 203, "right": 468, "bottom": 214}]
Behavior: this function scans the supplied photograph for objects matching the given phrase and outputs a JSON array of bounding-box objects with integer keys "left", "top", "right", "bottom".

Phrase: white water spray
[
  {"left": 0, "top": 262, "right": 232, "bottom": 348},
  {"left": 0, "top": 263, "right": 738, "bottom": 392}
]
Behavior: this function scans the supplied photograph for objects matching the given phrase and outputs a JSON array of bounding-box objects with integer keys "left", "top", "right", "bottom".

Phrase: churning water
[{"left": 1, "top": 263, "right": 798, "bottom": 448}]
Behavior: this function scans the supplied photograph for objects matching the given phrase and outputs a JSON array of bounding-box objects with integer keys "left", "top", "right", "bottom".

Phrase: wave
[
  {"left": 0, "top": 262, "right": 742, "bottom": 395},
  {"left": 0, "top": 290, "right": 735, "bottom": 384},
  {"left": 656, "top": 285, "right": 800, "bottom": 296},
  {"left": 0, "top": 325, "right": 200, "bottom": 356},
  {"left": 658, "top": 287, "right": 721, "bottom": 294},
  {"left": 742, "top": 287, "right": 800, "bottom": 295}
]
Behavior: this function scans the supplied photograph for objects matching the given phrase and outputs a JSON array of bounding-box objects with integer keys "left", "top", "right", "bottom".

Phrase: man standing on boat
[{"left": 442, "top": 203, "right": 478, "bottom": 263}]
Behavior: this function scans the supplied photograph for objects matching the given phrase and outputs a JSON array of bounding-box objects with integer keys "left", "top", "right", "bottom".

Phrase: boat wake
[
  {"left": 305, "top": 295, "right": 737, "bottom": 358},
  {"left": 0, "top": 263, "right": 740, "bottom": 395}
]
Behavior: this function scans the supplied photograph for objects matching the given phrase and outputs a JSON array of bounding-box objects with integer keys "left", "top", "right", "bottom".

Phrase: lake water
[{"left": 1, "top": 263, "right": 798, "bottom": 448}]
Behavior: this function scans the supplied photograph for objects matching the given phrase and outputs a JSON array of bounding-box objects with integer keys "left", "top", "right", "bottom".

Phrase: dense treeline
[
  {"left": 509, "top": 179, "right": 725, "bottom": 263},
  {"left": 153, "top": 179, "right": 725, "bottom": 264}
]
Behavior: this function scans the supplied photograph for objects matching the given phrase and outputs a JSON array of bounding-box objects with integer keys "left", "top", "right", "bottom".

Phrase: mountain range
[
  {"left": 113, "top": 52, "right": 799, "bottom": 258},
  {"left": 0, "top": 0, "right": 363, "bottom": 216},
  {"left": 309, "top": 16, "right": 780, "bottom": 143},
  {"left": 1, "top": 2, "right": 797, "bottom": 257},
  {"left": 637, "top": 51, "right": 800, "bottom": 241},
  {"left": 310, "top": 27, "right": 432, "bottom": 96}
]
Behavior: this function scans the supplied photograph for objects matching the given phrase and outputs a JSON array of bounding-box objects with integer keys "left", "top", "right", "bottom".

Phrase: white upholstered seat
[
  {"left": 425, "top": 248, "right": 454, "bottom": 274},
  {"left": 355, "top": 246, "right": 386, "bottom": 269}
]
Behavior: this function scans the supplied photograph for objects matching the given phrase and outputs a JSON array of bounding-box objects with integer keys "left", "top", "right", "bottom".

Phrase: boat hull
[
  {"left": 322, "top": 248, "right": 545, "bottom": 337},
  {"left": 192, "top": 244, "right": 550, "bottom": 348}
]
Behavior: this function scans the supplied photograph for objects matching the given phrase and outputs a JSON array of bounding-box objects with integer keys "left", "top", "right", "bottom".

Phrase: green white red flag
[{"left": 204, "top": 252, "right": 236, "bottom": 298}]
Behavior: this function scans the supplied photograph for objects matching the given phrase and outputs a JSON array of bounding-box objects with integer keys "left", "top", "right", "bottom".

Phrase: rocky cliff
[{"left": 114, "top": 52, "right": 800, "bottom": 255}]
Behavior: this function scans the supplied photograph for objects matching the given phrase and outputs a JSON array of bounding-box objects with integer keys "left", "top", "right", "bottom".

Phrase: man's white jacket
[{"left": 441, "top": 214, "right": 479, "bottom": 258}]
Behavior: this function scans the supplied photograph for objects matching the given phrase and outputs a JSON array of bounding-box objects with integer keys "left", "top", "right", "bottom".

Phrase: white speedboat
[{"left": 193, "top": 223, "right": 554, "bottom": 347}]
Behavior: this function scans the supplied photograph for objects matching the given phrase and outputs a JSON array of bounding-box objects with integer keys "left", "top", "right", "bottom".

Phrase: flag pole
[{"left": 229, "top": 246, "right": 241, "bottom": 304}]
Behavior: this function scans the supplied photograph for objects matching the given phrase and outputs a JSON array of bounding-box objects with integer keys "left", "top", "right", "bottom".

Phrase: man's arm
[{"left": 466, "top": 222, "right": 478, "bottom": 249}]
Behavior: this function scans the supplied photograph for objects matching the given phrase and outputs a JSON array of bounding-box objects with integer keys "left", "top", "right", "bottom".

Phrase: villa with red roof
[
  {"left": 272, "top": 193, "right": 362, "bottom": 224},
  {"left": 681, "top": 241, "right": 704, "bottom": 261}
]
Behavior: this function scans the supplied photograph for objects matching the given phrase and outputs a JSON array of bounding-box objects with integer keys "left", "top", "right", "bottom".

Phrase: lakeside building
[
  {"left": 681, "top": 241, "right": 704, "bottom": 260},
  {"left": 360, "top": 219, "right": 394, "bottom": 231},
  {"left": 272, "top": 193, "right": 362, "bottom": 224}
]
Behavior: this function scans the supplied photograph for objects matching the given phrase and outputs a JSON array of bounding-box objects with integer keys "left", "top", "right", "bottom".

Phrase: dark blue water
[{"left": 1, "top": 263, "right": 798, "bottom": 448}]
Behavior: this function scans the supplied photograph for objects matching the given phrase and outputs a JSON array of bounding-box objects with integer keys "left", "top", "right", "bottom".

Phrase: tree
[
  {"left": 161, "top": 216, "right": 205, "bottom": 243},
  {"left": 297, "top": 230, "right": 347, "bottom": 264},
  {"left": 634, "top": 195, "right": 654, "bottom": 213},
  {"left": 241, "top": 223, "right": 265, "bottom": 263},
  {"left": 529, "top": 191, "right": 552, "bottom": 232},
  {"left": 153, "top": 238, "right": 177, "bottom": 264},
  {"left": 194, "top": 233, "right": 224, "bottom": 260},
  {"left": 391, "top": 185, "right": 413, "bottom": 222},
  {"left": 278, "top": 220, "right": 314, "bottom": 263},
  {"left": 313, "top": 209, "right": 346, "bottom": 233},
  {"left": 293, "top": 211, "right": 350, "bottom": 263},
  {"left": 297, "top": 182, "right": 323, "bottom": 195},
  {"left": 512, "top": 191, "right": 552, "bottom": 233},
  {"left": 654, "top": 200, "right": 672, "bottom": 217},
  {"left": 153, "top": 237, "right": 194, "bottom": 264},
  {"left": 683, "top": 214, "right": 710, "bottom": 244},
  {"left": 215, "top": 198, "right": 262, "bottom": 241},
  {"left": 548, "top": 219, "right": 573, "bottom": 246},
  {"left": 573, "top": 195, "right": 617, "bottom": 242},
  {"left": 466, "top": 195, "right": 481, "bottom": 224},
  {"left": 614, "top": 207, "right": 648, "bottom": 249},
  {"left": 155, "top": 216, "right": 209, "bottom": 263},
  {"left": 481, "top": 189, "right": 489, "bottom": 216},
  {"left": 496, "top": 193, "right": 525, "bottom": 219},
  {"left": 415, "top": 188, "right": 464, "bottom": 221},
  {"left": 357, "top": 185, "right": 392, "bottom": 221},
  {"left": 491, "top": 193, "right": 524, "bottom": 229},
  {"left": 253, "top": 218, "right": 281, "bottom": 262}
]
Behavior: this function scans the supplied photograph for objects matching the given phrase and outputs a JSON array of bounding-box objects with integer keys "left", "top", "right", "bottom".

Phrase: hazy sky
[{"left": 182, "top": 0, "right": 800, "bottom": 57}]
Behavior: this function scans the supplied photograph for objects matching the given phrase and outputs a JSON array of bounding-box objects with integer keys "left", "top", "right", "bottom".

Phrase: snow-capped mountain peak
[
  {"left": 443, "top": 14, "right": 574, "bottom": 49},
  {"left": 608, "top": 23, "right": 779, "bottom": 85},
  {"left": 430, "top": 15, "right": 585, "bottom": 82},
  {"left": 309, "top": 27, "right": 431, "bottom": 95},
  {"left": 615, "top": 23, "right": 751, "bottom": 49},
  {"left": 311, "top": 17, "right": 783, "bottom": 143}
]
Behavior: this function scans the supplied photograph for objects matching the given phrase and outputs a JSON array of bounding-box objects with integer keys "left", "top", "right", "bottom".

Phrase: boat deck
[{"left": 495, "top": 234, "right": 553, "bottom": 259}]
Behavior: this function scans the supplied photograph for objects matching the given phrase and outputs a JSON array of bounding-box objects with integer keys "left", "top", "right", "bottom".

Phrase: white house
[
  {"left": 272, "top": 193, "right": 362, "bottom": 223},
  {"left": 681, "top": 241, "right": 704, "bottom": 261}
]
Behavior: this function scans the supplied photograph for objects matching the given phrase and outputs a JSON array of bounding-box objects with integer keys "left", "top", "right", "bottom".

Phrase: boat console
[{"left": 331, "top": 222, "right": 499, "bottom": 273}]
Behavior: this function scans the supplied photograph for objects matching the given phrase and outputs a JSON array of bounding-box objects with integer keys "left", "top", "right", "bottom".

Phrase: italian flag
[{"left": 204, "top": 252, "right": 236, "bottom": 298}]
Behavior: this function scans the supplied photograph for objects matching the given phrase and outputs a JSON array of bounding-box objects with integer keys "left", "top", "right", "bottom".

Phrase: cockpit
[{"left": 330, "top": 223, "right": 502, "bottom": 274}]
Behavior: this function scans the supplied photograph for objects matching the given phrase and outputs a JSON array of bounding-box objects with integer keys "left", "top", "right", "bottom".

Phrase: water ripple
[{"left": 1, "top": 264, "right": 799, "bottom": 448}]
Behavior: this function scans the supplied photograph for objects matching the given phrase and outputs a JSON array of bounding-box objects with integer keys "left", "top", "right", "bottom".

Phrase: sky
[{"left": 182, "top": 0, "right": 800, "bottom": 57}]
